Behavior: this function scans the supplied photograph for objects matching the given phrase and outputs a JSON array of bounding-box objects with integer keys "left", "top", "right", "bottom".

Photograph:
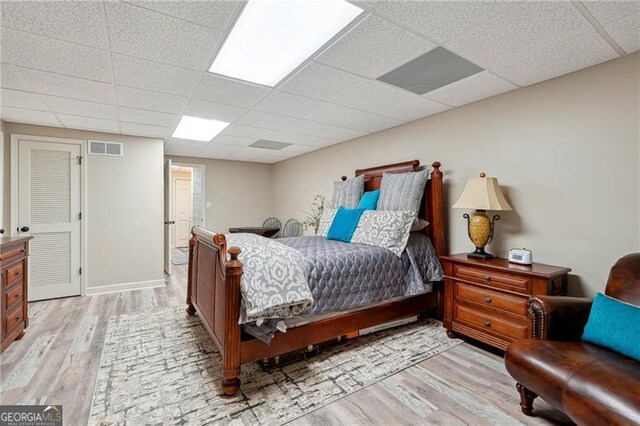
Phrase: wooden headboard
[{"left": 341, "top": 160, "right": 445, "bottom": 256}]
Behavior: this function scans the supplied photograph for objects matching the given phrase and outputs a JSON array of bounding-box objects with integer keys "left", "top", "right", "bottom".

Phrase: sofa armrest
[{"left": 528, "top": 296, "right": 593, "bottom": 341}]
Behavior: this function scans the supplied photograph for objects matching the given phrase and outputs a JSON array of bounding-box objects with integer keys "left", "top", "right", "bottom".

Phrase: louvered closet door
[{"left": 18, "top": 140, "right": 81, "bottom": 301}]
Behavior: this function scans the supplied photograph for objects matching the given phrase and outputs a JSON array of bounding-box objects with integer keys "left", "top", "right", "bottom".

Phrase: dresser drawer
[
  {"left": 5, "top": 262, "right": 25, "bottom": 286},
  {"left": 455, "top": 282, "right": 528, "bottom": 317},
  {"left": 5, "top": 304, "right": 24, "bottom": 335},
  {"left": 5, "top": 283, "right": 24, "bottom": 310},
  {"left": 0, "top": 245, "right": 27, "bottom": 265},
  {"left": 454, "top": 304, "right": 529, "bottom": 341},
  {"left": 454, "top": 265, "right": 531, "bottom": 294}
]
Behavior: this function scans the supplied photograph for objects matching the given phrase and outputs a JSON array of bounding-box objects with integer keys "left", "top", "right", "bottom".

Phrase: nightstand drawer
[
  {"left": 5, "top": 304, "right": 24, "bottom": 336},
  {"left": 454, "top": 304, "right": 529, "bottom": 341},
  {"left": 455, "top": 282, "right": 528, "bottom": 316},
  {"left": 5, "top": 262, "right": 24, "bottom": 287},
  {"left": 454, "top": 265, "right": 531, "bottom": 294},
  {"left": 5, "top": 282, "right": 24, "bottom": 310}
]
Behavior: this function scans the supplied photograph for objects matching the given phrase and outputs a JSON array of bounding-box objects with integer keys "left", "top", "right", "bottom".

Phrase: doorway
[{"left": 164, "top": 162, "right": 205, "bottom": 274}]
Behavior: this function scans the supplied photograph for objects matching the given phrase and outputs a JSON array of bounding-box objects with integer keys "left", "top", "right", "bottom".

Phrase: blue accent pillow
[
  {"left": 357, "top": 190, "right": 380, "bottom": 210},
  {"left": 326, "top": 207, "right": 365, "bottom": 242},
  {"left": 582, "top": 293, "right": 640, "bottom": 362}
]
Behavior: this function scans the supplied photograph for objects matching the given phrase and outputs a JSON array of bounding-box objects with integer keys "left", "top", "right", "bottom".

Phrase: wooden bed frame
[{"left": 186, "top": 160, "right": 445, "bottom": 396}]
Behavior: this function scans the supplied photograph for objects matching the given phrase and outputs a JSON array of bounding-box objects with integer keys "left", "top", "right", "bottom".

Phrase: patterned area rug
[{"left": 89, "top": 307, "right": 461, "bottom": 425}]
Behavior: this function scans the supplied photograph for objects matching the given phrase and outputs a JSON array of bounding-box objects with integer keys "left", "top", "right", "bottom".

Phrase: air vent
[
  {"left": 249, "top": 140, "right": 291, "bottom": 150},
  {"left": 89, "top": 140, "right": 123, "bottom": 156},
  {"left": 378, "top": 47, "right": 483, "bottom": 95}
]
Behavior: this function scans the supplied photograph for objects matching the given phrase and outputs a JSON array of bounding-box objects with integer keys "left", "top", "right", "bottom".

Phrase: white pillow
[
  {"left": 317, "top": 208, "right": 338, "bottom": 236},
  {"left": 331, "top": 175, "right": 364, "bottom": 208},
  {"left": 351, "top": 211, "right": 415, "bottom": 257}
]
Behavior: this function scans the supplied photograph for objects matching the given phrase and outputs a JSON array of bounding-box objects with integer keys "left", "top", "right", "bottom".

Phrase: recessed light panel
[
  {"left": 172, "top": 116, "right": 229, "bottom": 141},
  {"left": 378, "top": 47, "right": 484, "bottom": 95},
  {"left": 210, "top": 0, "right": 362, "bottom": 87},
  {"left": 250, "top": 140, "right": 292, "bottom": 150}
]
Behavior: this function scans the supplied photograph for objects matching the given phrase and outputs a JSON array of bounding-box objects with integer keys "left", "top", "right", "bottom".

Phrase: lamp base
[{"left": 467, "top": 247, "right": 494, "bottom": 260}]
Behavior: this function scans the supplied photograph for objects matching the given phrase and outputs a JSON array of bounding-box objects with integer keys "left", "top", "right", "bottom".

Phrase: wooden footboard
[{"left": 187, "top": 227, "right": 243, "bottom": 396}]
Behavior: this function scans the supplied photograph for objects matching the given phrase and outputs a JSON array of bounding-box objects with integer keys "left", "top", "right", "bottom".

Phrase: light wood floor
[{"left": 0, "top": 263, "right": 572, "bottom": 425}]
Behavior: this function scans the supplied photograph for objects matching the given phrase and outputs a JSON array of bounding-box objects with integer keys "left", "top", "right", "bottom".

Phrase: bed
[{"left": 186, "top": 160, "right": 446, "bottom": 396}]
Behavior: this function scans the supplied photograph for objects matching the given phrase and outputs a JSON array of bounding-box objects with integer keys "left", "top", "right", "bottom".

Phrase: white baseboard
[{"left": 85, "top": 278, "right": 166, "bottom": 296}]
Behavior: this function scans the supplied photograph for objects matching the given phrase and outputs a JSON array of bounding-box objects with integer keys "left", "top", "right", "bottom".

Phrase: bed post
[
  {"left": 222, "top": 246, "right": 242, "bottom": 396},
  {"left": 186, "top": 232, "right": 197, "bottom": 316},
  {"left": 430, "top": 161, "right": 445, "bottom": 256}
]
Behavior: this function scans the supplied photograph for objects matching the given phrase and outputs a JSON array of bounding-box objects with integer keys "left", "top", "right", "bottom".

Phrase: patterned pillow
[
  {"left": 378, "top": 169, "right": 428, "bottom": 215},
  {"left": 317, "top": 208, "right": 338, "bottom": 236},
  {"left": 331, "top": 174, "right": 364, "bottom": 208},
  {"left": 351, "top": 210, "right": 415, "bottom": 257}
]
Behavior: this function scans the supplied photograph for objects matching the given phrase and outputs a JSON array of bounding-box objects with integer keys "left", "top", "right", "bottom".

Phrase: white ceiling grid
[{"left": 0, "top": 0, "right": 637, "bottom": 163}]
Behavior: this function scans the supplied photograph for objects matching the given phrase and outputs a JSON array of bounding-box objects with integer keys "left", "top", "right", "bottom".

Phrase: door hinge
[
  {"left": 77, "top": 155, "right": 83, "bottom": 165},
  {"left": 79, "top": 267, "right": 82, "bottom": 275},
  {"left": 79, "top": 212, "right": 82, "bottom": 220}
]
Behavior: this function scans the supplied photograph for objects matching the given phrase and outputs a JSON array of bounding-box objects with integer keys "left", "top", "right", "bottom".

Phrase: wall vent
[{"left": 89, "top": 140, "right": 123, "bottom": 156}]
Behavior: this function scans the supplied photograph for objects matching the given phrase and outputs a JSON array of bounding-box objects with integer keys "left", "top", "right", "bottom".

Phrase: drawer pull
[
  {"left": 485, "top": 297, "right": 492, "bottom": 303},
  {"left": 483, "top": 275, "right": 492, "bottom": 281},
  {"left": 484, "top": 321, "right": 492, "bottom": 327}
]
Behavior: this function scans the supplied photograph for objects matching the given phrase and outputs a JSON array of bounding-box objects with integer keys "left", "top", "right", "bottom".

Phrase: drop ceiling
[{"left": 1, "top": 1, "right": 638, "bottom": 164}]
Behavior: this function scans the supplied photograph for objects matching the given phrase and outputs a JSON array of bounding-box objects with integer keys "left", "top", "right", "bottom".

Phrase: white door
[
  {"left": 173, "top": 178, "right": 192, "bottom": 248},
  {"left": 163, "top": 159, "right": 173, "bottom": 275},
  {"left": 18, "top": 140, "right": 81, "bottom": 301}
]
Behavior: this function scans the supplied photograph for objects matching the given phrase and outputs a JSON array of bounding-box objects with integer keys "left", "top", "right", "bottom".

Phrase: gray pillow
[
  {"left": 378, "top": 169, "right": 428, "bottom": 215},
  {"left": 331, "top": 174, "right": 364, "bottom": 208},
  {"left": 351, "top": 210, "right": 415, "bottom": 257},
  {"left": 317, "top": 208, "right": 338, "bottom": 236}
]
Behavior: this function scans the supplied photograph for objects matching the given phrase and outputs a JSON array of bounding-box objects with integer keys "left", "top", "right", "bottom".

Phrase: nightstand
[{"left": 440, "top": 254, "right": 571, "bottom": 350}]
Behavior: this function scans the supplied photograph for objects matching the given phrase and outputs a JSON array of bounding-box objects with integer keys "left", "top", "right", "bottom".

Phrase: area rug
[
  {"left": 171, "top": 257, "right": 188, "bottom": 265},
  {"left": 89, "top": 306, "right": 461, "bottom": 425}
]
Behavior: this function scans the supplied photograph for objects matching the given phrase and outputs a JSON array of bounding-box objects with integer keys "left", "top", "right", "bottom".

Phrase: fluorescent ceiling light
[
  {"left": 172, "top": 116, "right": 229, "bottom": 141},
  {"left": 210, "top": 0, "right": 362, "bottom": 87}
]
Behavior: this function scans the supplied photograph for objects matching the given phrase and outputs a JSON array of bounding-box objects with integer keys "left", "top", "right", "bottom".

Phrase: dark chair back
[
  {"left": 262, "top": 217, "right": 281, "bottom": 238},
  {"left": 605, "top": 253, "right": 640, "bottom": 305},
  {"left": 281, "top": 219, "right": 301, "bottom": 238}
]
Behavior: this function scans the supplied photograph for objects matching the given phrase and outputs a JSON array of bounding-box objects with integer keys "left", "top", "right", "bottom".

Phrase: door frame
[
  {"left": 170, "top": 162, "right": 206, "bottom": 229},
  {"left": 10, "top": 134, "right": 88, "bottom": 296}
]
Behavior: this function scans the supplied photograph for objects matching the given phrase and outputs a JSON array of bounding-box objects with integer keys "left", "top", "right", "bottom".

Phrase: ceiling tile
[
  {"left": 604, "top": 13, "right": 640, "bottom": 54},
  {"left": 56, "top": 114, "right": 119, "bottom": 133},
  {"left": 371, "top": 1, "right": 505, "bottom": 44},
  {"left": 283, "top": 119, "right": 367, "bottom": 141},
  {"left": 281, "top": 144, "right": 319, "bottom": 155},
  {"left": 195, "top": 143, "right": 244, "bottom": 159},
  {"left": 380, "top": 97, "right": 451, "bottom": 121},
  {"left": 19, "top": 67, "right": 116, "bottom": 104},
  {"left": 267, "top": 130, "right": 338, "bottom": 147},
  {"left": 0, "top": 63, "right": 32, "bottom": 91},
  {"left": 258, "top": 151, "right": 293, "bottom": 164},
  {"left": 41, "top": 95, "right": 117, "bottom": 120},
  {"left": 280, "top": 62, "right": 369, "bottom": 102},
  {"left": 237, "top": 110, "right": 296, "bottom": 130},
  {"left": 306, "top": 103, "right": 402, "bottom": 132},
  {"left": 112, "top": 54, "right": 201, "bottom": 96},
  {"left": 1, "top": 89, "right": 48, "bottom": 110},
  {"left": 1, "top": 28, "right": 112, "bottom": 82},
  {"left": 184, "top": 99, "right": 247, "bottom": 122},
  {"left": 1, "top": 1, "right": 106, "bottom": 48},
  {"left": 317, "top": 14, "right": 436, "bottom": 79},
  {"left": 582, "top": 1, "right": 640, "bottom": 25},
  {"left": 127, "top": 1, "right": 241, "bottom": 30},
  {"left": 193, "top": 74, "right": 271, "bottom": 108},
  {"left": 1, "top": 106, "right": 61, "bottom": 126},
  {"left": 164, "top": 138, "right": 208, "bottom": 156},
  {"left": 222, "top": 124, "right": 273, "bottom": 139},
  {"left": 424, "top": 71, "right": 517, "bottom": 107},
  {"left": 209, "top": 134, "right": 256, "bottom": 146},
  {"left": 105, "top": 1, "right": 221, "bottom": 70},
  {"left": 492, "top": 30, "right": 618, "bottom": 87},
  {"left": 119, "top": 106, "right": 179, "bottom": 127},
  {"left": 116, "top": 86, "right": 187, "bottom": 114},
  {"left": 444, "top": 2, "right": 593, "bottom": 70},
  {"left": 334, "top": 80, "right": 421, "bottom": 113},
  {"left": 120, "top": 122, "right": 171, "bottom": 138},
  {"left": 255, "top": 91, "right": 327, "bottom": 118},
  {"left": 225, "top": 147, "right": 271, "bottom": 162}
]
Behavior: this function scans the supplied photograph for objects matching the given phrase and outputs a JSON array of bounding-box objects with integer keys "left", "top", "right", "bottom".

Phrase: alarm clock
[{"left": 508, "top": 248, "right": 533, "bottom": 265}]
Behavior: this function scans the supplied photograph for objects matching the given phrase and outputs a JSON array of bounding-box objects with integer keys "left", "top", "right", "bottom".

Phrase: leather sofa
[{"left": 505, "top": 253, "right": 640, "bottom": 425}]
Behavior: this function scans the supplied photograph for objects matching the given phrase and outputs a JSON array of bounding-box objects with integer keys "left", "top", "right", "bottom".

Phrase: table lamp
[{"left": 453, "top": 173, "right": 512, "bottom": 259}]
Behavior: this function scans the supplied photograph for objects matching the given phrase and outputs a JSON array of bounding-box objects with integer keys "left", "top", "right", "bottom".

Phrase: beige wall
[
  {"left": 2, "top": 123, "right": 164, "bottom": 289},
  {"left": 272, "top": 54, "right": 640, "bottom": 298},
  {"left": 165, "top": 156, "right": 274, "bottom": 233}
]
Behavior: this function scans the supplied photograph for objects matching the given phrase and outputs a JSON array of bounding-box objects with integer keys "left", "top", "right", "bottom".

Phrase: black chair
[{"left": 262, "top": 217, "right": 281, "bottom": 238}]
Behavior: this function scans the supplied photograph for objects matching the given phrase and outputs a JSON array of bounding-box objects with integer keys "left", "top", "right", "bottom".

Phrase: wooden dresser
[
  {"left": 441, "top": 254, "right": 571, "bottom": 350},
  {"left": 1, "top": 236, "right": 32, "bottom": 351}
]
